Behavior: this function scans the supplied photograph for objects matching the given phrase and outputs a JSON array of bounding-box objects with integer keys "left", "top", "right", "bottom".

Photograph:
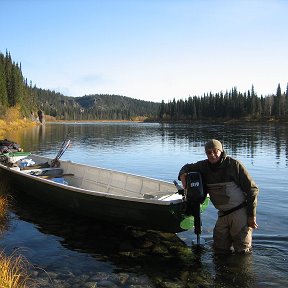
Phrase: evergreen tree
[
  {"left": 285, "top": 83, "right": 288, "bottom": 117},
  {"left": 0, "top": 53, "right": 8, "bottom": 109},
  {"left": 275, "top": 83, "right": 281, "bottom": 118}
]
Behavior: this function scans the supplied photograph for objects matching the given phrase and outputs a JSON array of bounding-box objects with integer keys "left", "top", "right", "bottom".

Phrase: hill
[{"left": 35, "top": 88, "right": 161, "bottom": 121}]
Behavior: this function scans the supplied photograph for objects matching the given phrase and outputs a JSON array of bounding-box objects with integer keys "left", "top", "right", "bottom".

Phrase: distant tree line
[
  {"left": 159, "top": 84, "right": 288, "bottom": 121},
  {"left": 1, "top": 50, "right": 287, "bottom": 122},
  {"left": 36, "top": 90, "right": 160, "bottom": 121}
]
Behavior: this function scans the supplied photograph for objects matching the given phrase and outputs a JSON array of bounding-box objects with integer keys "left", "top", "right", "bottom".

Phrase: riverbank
[
  {"left": 0, "top": 106, "right": 38, "bottom": 138},
  {"left": 0, "top": 119, "right": 37, "bottom": 138}
]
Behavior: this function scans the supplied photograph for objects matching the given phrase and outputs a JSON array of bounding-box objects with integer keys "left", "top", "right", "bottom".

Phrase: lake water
[{"left": 1, "top": 122, "right": 287, "bottom": 288}]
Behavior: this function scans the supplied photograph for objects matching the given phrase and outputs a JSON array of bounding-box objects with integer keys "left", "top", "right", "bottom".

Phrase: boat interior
[{"left": 18, "top": 155, "right": 181, "bottom": 201}]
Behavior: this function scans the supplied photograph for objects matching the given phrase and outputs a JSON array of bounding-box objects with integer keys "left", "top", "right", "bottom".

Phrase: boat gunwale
[{"left": 0, "top": 158, "right": 184, "bottom": 206}]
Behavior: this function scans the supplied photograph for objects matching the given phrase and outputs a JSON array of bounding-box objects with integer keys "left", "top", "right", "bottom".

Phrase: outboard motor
[{"left": 185, "top": 172, "right": 206, "bottom": 245}]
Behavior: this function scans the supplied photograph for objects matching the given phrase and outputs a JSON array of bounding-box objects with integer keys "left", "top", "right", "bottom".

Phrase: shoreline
[
  {"left": 47, "top": 119, "right": 144, "bottom": 123},
  {"left": 0, "top": 117, "right": 287, "bottom": 138},
  {"left": 0, "top": 119, "right": 38, "bottom": 138}
]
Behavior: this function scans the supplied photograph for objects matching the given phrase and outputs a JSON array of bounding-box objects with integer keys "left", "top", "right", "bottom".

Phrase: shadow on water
[
  {"left": 0, "top": 186, "right": 268, "bottom": 288},
  {"left": 10, "top": 192, "right": 206, "bottom": 287}
]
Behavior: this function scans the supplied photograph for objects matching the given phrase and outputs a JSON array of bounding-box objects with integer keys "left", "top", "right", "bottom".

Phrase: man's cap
[{"left": 205, "top": 139, "right": 223, "bottom": 152}]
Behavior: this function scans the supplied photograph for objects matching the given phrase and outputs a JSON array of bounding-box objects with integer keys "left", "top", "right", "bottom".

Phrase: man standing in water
[{"left": 178, "top": 139, "right": 259, "bottom": 254}]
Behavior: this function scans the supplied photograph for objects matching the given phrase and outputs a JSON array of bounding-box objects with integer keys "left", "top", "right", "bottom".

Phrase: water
[{"left": 1, "top": 122, "right": 288, "bottom": 287}]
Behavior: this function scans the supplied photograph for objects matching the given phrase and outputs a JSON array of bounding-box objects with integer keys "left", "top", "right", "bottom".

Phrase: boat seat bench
[
  {"left": 65, "top": 166, "right": 177, "bottom": 199},
  {"left": 36, "top": 159, "right": 179, "bottom": 200}
]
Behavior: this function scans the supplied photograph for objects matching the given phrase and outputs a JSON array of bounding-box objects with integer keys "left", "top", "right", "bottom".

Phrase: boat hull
[{"left": 0, "top": 158, "right": 189, "bottom": 233}]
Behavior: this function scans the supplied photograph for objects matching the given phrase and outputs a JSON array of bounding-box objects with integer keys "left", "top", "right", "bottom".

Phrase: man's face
[{"left": 206, "top": 148, "right": 222, "bottom": 164}]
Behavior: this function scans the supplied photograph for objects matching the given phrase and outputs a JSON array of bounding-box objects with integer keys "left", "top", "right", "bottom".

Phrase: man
[{"left": 178, "top": 139, "right": 259, "bottom": 254}]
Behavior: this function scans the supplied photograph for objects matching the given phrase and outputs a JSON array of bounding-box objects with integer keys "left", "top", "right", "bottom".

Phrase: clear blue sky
[{"left": 1, "top": 0, "right": 287, "bottom": 102}]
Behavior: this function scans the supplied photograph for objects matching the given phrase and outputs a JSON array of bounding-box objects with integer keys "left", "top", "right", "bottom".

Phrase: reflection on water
[
  {"left": 3, "top": 192, "right": 266, "bottom": 288},
  {"left": 1, "top": 122, "right": 288, "bottom": 287},
  {"left": 5, "top": 122, "right": 288, "bottom": 167},
  {"left": 4, "top": 192, "right": 286, "bottom": 288}
]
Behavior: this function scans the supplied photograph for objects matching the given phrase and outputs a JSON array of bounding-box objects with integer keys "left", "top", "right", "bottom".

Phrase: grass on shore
[
  {"left": 0, "top": 190, "right": 10, "bottom": 234},
  {"left": 0, "top": 194, "right": 37, "bottom": 288},
  {"left": 0, "top": 106, "right": 37, "bottom": 138},
  {"left": 0, "top": 194, "right": 9, "bottom": 220},
  {"left": 0, "top": 249, "right": 36, "bottom": 288}
]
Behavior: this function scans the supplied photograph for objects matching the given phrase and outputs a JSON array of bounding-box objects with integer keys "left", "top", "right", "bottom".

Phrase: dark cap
[{"left": 205, "top": 139, "right": 223, "bottom": 152}]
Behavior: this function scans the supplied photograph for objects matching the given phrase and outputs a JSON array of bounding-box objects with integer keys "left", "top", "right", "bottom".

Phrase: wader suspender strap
[{"left": 219, "top": 202, "right": 247, "bottom": 217}]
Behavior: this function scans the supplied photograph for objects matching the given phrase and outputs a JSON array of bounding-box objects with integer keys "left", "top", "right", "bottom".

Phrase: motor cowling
[
  {"left": 185, "top": 172, "right": 206, "bottom": 244},
  {"left": 185, "top": 172, "right": 205, "bottom": 215}
]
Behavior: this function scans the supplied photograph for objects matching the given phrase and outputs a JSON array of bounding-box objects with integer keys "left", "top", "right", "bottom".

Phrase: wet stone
[
  {"left": 141, "top": 240, "right": 154, "bottom": 248},
  {"left": 126, "top": 275, "right": 153, "bottom": 286},
  {"left": 82, "top": 281, "right": 97, "bottom": 288},
  {"left": 151, "top": 243, "right": 169, "bottom": 255},
  {"left": 127, "top": 285, "right": 155, "bottom": 288},
  {"left": 111, "top": 272, "right": 130, "bottom": 285},
  {"left": 89, "top": 271, "right": 110, "bottom": 281},
  {"left": 97, "top": 279, "right": 119, "bottom": 287},
  {"left": 160, "top": 282, "right": 183, "bottom": 288}
]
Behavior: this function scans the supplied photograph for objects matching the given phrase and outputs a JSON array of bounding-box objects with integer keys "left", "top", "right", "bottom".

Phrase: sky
[{"left": 1, "top": 0, "right": 287, "bottom": 103}]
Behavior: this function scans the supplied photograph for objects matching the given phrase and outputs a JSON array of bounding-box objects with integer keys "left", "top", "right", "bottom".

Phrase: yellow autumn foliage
[
  {"left": 0, "top": 195, "right": 8, "bottom": 221},
  {"left": 0, "top": 249, "right": 37, "bottom": 288},
  {"left": 0, "top": 106, "right": 37, "bottom": 137}
]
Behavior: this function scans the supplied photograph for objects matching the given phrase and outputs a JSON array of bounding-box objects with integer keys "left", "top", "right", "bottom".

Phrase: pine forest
[{"left": 1, "top": 50, "right": 288, "bottom": 122}]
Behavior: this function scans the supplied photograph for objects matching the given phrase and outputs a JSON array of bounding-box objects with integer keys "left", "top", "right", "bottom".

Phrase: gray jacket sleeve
[{"left": 235, "top": 161, "right": 259, "bottom": 217}]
